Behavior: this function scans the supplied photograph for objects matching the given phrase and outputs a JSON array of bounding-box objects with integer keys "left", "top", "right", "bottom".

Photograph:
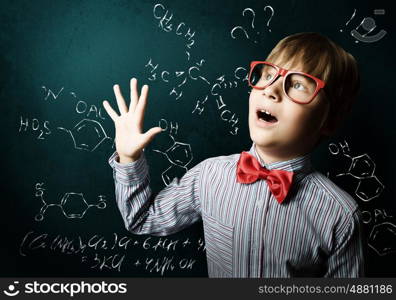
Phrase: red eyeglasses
[{"left": 248, "top": 61, "right": 326, "bottom": 104}]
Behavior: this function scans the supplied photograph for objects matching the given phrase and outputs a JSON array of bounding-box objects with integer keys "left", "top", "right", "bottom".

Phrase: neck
[{"left": 254, "top": 144, "right": 309, "bottom": 165}]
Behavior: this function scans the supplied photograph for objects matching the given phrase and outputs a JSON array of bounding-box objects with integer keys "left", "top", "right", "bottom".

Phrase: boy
[{"left": 103, "top": 32, "right": 364, "bottom": 277}]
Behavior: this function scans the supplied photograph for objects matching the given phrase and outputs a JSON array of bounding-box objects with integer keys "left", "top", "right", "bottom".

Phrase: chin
[{"left": 249, "top": 129, "right": 276, "bottom": 148}]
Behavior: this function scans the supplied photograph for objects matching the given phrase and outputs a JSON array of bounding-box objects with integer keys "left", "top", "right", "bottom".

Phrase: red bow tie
[{"left": 236, "top": 152, "right": 294, "bottom": 204}]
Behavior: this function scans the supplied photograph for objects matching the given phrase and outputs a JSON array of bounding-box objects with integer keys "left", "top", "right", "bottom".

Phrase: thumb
[{"left": 143, "top": 127, "right": 163, "bottom": 143}]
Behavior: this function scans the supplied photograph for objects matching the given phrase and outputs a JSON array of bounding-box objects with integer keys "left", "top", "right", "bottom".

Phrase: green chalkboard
[{"left": 1, "top": 0, "right": 395, "bottom": 277}]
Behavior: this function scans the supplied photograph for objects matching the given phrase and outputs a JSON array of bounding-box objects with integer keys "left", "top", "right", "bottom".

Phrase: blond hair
[{"left": 266, "top": 32, "right": 360, "bottom": 138}]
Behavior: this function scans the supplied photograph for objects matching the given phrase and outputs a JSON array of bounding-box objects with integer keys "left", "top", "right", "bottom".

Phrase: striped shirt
[{"left": 108, "top": 143, "right": 365, "bottom": 278}]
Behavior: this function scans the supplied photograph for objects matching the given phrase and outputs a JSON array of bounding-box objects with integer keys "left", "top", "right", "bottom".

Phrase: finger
[
  {"left": 135, "top": 84, "right": 149, "bottom": 129},
  {"left": 102, "top": 100, "right": 119, "bottom": 121},
  {"left": 129, "top": 78, "right": 138, "bottom": 112},
  {"left": 143, "top": 127, "right": 162, "bottom": 145},
  {"left": 113, "top": 84, "right": 128, "bottom": 115}
]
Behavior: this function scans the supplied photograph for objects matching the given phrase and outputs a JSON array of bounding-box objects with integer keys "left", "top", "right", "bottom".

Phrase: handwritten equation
[{"left": 20, "top": 231, "right": 206, "bottom": 276}]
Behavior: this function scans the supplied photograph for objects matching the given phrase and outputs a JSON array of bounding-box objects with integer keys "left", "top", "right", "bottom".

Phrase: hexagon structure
[
  {"left": 165, "top": 142, "right": 193, "bottom": 167},
  {"left": 60, "top": 192, "right": 89, "bottom": 218},
  {"left": 348, "top": 154, "right": 375, "bottom": 179},
  {"left": 71, "top": 119, "right": 108, "bottom": 152},
  {"left": 355, "top": 176, "right": 384, "bottom": 202},
  {"left": 368, "top": 222, "right": 396, "bottom": 256},
  {"left": 161, "top": 165, "right": 188, "bottom": 186}
]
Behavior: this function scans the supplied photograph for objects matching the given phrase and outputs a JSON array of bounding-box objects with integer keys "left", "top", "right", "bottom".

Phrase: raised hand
[{"left": 103, "top": 78, "right": 162, "bottom": 163}]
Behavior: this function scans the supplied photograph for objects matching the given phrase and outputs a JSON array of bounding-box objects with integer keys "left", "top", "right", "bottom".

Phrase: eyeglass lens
[{"left": 249, "top": 63, "right": 317, "bottom": 103}]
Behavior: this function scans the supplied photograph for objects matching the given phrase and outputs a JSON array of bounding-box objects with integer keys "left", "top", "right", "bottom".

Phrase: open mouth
[{"left": 256, "top": 109, "right": 278, "bottom": 123}]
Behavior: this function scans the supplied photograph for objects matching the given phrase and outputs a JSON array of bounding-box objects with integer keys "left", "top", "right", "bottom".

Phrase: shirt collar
[{"left": 248, "top": 143, "right": 313, "bottom": 175}]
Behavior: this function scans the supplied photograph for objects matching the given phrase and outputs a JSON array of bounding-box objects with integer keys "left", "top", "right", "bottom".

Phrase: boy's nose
[{"left": 262, "top": 76, "right": 283, "bottom": 102}]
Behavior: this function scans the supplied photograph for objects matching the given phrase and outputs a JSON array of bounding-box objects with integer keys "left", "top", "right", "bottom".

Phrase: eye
[
  {"left": 293, "top": 82, "right": 306, "bottom": 91},
  {"left": 263, "top": 73, "right": 273, "bottom": 81}
]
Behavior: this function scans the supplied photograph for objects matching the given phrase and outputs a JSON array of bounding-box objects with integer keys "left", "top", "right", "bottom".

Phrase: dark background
[{"left": 1, "top": 0, "right": 395, "bottom": 277}]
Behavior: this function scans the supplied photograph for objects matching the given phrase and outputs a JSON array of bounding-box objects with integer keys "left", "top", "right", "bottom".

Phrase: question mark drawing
[
  {"left": 243, "top": 8, "right": 256, "bottom": 30},
  {"left": 264, "top": 5, "right": 274, "bottom": 32},
  {"left": 231, "top": 26, "right": 249, "bottom": 40},
  {"left": 231, "top": 6, "right": 274, "bottom": 42},
  {"left": 231, "top": 7, "right": 257, "bottom": 42},
  {"left": 243, "top": 8, "right": 258, "bottom": 43}
]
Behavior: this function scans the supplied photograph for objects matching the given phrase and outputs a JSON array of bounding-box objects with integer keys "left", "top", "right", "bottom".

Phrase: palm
[
  {"left": 114, "top": 114, "right": 144, "bottom": 156},
  {"left": 102, "top": 78, "right": 162, "bottom": 162}
]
